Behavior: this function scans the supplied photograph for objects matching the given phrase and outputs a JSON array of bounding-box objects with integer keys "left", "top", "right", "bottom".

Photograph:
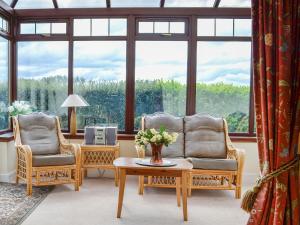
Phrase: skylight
[
  {"left": 111, "top": 0, "right": 161, "bottom": 7},
  {"left": 15, "top": 0, "right": 54, "bottom": 9},
  {"left": 57, "top": 0, "right": 106, "bottom": 8}
]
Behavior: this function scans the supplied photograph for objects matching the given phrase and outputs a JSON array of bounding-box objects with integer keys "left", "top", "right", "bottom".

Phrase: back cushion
[
  {"left": 144, "top": 112, "right": 184, "bottom": 158},
  {"left": 18, "top": 112, "right": 59, "bottom": 155},
  {"left": 184, "top": 114, "right": 227, "bottom": 159}
]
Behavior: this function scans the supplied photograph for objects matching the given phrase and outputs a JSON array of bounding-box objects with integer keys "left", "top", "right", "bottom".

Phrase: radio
[{"left": 84, "top": 125, "right": 117, "bottom": 145}]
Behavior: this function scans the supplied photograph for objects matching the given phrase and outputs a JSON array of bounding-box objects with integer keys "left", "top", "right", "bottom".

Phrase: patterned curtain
[{"left": 250, "top": 0, "right": 300, "bottom": 224}]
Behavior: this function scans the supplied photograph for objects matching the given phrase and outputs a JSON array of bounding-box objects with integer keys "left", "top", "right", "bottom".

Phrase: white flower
[
  {"left": 156, "top": 134, "right": 162, "bottom": 141},
  {"left": 150, "top": 128, "right": 158, "bottom": 135},
  {"left": 8, "top": 106, "right": 14, "bottom": 113},
  {"left": 150, "top": 136, "right": 157, "bottom": 142}
]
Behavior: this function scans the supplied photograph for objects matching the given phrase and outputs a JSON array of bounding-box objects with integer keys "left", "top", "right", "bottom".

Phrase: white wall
[{"left": 0, "top": 139, "right": 260, "bottom": 183}]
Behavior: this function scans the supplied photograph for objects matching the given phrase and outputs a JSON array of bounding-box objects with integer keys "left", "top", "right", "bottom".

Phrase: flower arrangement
[
  {"left": 135, "top": 126, "right": 178, "bottom": 147},
  {"left": 8, "top": 101, "right": 34, "bottom": 116}
]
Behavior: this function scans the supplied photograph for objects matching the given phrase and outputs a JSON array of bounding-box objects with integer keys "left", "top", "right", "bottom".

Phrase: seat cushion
[
  {"left": 187, "top": 157, "right": 237, "bottom": 171},
  {"left": 32, "top": 154, "right": 75, "bottom": 167},
  {"left": 18, "top": 112, "right": 59, "bottom": 155},
  {"left": 184, "top": 114, "right": 227, "bottom": 159},
  {"left": 144, "top": 112, "right": 184, "bottom": 158}
]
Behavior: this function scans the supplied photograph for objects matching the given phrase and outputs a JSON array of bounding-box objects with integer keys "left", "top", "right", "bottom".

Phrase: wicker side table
[{"left": 80, "top": 143, "right": 120, "bottom": 186}]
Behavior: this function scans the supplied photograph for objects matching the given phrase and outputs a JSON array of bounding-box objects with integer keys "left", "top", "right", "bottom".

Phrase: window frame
[
  {"left": 0, "top": 11, "right": 12, "bottom": 134},
  {"left": 10, "top": 8, "right": 254, "bottom": 138}
]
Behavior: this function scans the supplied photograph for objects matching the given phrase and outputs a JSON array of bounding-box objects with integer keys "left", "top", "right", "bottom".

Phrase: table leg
[
  {"left": 117, "top": 168, "right": 126, "bottom": 218},
  {"left": 138, "top": 176, "right": 144, "bottom": 195},
  {"left": 114, "top": 168, "right": 119, "bottom": 187},
  {"left": 84, "top": 168, "right": 87, "bottom": 178},
  {"left": 176, "top": 177, "right": 181, "bottom": 207},
  {"left": 182, "top": 171, "right": 188, "bottom": 221}
]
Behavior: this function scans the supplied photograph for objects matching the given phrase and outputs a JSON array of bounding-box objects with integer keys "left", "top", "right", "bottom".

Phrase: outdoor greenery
[{"left": 0, "top": 75, "right": 250, "bottom": 132}]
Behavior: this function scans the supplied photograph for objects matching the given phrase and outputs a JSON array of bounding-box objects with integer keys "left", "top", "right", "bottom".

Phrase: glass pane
[
  {"left": 57, "top": 0, "right": 106, "bottom": 8},
  {"left": 219, "top": 0, "right": 251, "bottom": 7},
  {"left": 139, "top": 22, "right": 154, "bottom": 33},
  {"left": 20, "top": 23, "right": 35, "bottom": 34},
  {"left": 15, "top": 0, "right": 54, "bottom": 9},
  {"left": 216, "top": 19, "right": 233, "bottom": 36},
  {"left": 1, "top": 18, "right": 8, "bottom": 32},
  {"left": 92, "top": 19, "right": 108, "bottom": 36},
  {"left": 135, "top": 41, "right": 188, "bottom": 129},
  {"left": 74, "top": 19, "right": 91, "bottom": 36},
  {"left": 169, "top": 22, "right": 185, "bottom": 33},
  {"left": 3, "top": 0, "right": 11, "bottom": 5},
  {"left": 17, "top": 42, "right": 69, "bottom": 128},
  {"left": 234, "top": 19, "right": 252, "bottom": 36},
  {"left": 36, "top": 23, "right": 51, "bottom": 34},
  {"left": 111, "top": 0, "right": 160, "bottom": 7},
  {"left": 165, "top": 0, "right": 215, "bottom": 7},
  {"left": 52, "top": 23, "right": 67, "bottom": 34},
  {"left": 74, "top": 41, "right": 126, "bottom": 130},
  {"left": 196, "top": 42, "right": 251, "bottom": 132},
  {"left": 109, "top": 19, "right": 127, "bottom": 36},
  {"left": 197, "top": 19, "right": 214, "bottom": 36},
  {"left": 154, "top": 22, "right": 169, "bottom": 33},
  {"left": 0, "top": 37, "right": 9, "bottom": 130}
]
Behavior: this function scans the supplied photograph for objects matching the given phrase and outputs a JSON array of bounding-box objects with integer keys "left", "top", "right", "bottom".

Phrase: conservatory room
[{"left": 0, "top": 0, "right": 299, "bottom": 225}]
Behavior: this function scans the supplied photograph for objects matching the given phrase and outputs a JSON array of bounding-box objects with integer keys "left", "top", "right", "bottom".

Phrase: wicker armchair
[
  {"left": 13, "top": 112, "right": 81, "bottom": 196},
  {"left": 136, "top": 113, "right": 245, "bottom": 199}
]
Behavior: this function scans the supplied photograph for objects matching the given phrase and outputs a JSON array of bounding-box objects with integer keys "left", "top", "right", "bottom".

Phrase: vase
[{"left": 150, "top": 143, "right": 163, "bottom": 164}]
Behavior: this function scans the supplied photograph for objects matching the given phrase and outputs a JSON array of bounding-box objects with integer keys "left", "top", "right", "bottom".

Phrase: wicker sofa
[
  {"left": 136, "top": 113, "right": 245, "bottom": 198},
  {"left": 13, "top": 112, "right": 81, "bottom": 196}
]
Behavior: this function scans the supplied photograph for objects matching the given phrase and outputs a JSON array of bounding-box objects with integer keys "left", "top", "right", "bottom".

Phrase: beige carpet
[{"left": 22, "top": 177, "right": 251, "bottom": 225}]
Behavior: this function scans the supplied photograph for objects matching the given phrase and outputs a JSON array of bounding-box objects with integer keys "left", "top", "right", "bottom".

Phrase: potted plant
[
  {"left": 8, "top": 101, "right": 34, "bottom": 116},
  {"left": 135, "top": 127, "right": 178, "bottom": 164}
]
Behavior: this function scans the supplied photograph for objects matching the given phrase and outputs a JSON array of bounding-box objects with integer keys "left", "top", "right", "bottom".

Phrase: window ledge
[{"left": 0, "top": 131, "right": 257, "bottom": 143}]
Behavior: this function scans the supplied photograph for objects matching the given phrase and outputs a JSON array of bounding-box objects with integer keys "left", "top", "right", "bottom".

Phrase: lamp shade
[{"left": 61, "top": 94, "right": 89, "bottom": 107}]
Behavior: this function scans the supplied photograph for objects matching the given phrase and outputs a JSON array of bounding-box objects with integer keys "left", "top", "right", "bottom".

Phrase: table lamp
[{"left": 61, "top": 94, "right": 89, "bottom": 135}]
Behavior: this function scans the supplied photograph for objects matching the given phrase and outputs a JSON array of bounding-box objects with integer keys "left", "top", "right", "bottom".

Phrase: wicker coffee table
[{"left": 113, "top": 157, "right": 193, "bottom": 221}]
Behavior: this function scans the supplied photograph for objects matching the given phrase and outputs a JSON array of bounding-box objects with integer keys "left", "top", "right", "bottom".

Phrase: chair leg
[
  {"left": 176, "top": 177, "right": 181, "bottom": 207},
  {"left": 235, "top": 187, "right": 241, "bottom": 199},
  {"left": 16, "top": 175, "right": 19, "bottom": 184},
  {"left": 75, "top": 169, "right": 80, "bottom": 191},
  {"left": 27, "top": 179, "right": 32, "bottom": 196},
  {"left": 138, "top": 176, "right": 144, "bottom": 195}
]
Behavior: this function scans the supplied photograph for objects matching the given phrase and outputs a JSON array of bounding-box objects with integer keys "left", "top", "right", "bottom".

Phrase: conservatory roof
[{"left": 1, "top": 0, "right": 251, "bottom": 9}]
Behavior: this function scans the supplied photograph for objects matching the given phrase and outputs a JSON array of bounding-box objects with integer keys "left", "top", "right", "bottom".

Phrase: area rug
[{"left": 0, "top": 182, "right": 53, "bottom": 225}]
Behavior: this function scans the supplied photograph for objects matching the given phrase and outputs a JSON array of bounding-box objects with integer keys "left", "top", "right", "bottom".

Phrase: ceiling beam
[
  {"left": 10, "top": 0, "right": 18, "bottom": 8},
  {"left": 106, "top": 0, "right": 111, "bottom": 8},
  {"left": 52, "top": 0, "right": 58, "bottom": 8},
  {"left": 213, "top": 0, "right": 221, "bottom": 8},
  {"left": 14, "top": 8, "right": 251, "bottom": 18},
  {"left": 160, "top": 0, "right": 165, "bottom": 8},
  {"left": 0, "top": 0, "right": 13, "bottom": 14}
]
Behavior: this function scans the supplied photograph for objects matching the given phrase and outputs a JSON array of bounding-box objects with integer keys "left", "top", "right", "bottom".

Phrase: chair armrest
[
  {"left": 60, "top": 143, "right": 81, "bottom": 163},
  {"left": 136, "top": 145, "right": 145, "bottom": 158},
  {"left": 228, "top": 147, "right": 245, "bottom": 171},
  {"left": 16, "top": 144, "right": 32, "bottom": 169}
]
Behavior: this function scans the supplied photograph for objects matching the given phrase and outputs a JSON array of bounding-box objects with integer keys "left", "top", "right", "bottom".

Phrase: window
[
  {"left": 135, "top": 41, "right": 188, "bottom": 129},
  {"left": 0, "top": 37, "right": 9, "bottom": 130},
  {"left": 138, "top": 20, "right": 186, "bottom": 34},
  {"left": 197, "top": 18, "right": 251, "bottom": 37},
  {"left": 15, "top": 0, "right": 54, "bottom": 9},
  {"left": 164, "top": 0, "right": 214, "bottom": 7},
  {"left": 0, "top": 16, "right": 9, "bottom": 33},
  {"left": 17, "top": 41, "right": 69, "bottom": 128},
  {"left": 196, "top": 41, "right": 251, "bottom": 133},
  {"left": 111, "top": 0, "right": 160, "bottom": 7},
  {"left": 20, "top": 22, "right": 67, "bottom": 35},
  {"left": 74, "top": 18, "right": 127, "bottom": 36},
  {"left": 73, "top": 41, "right": 127, "bottom": 130},
  {"left": 57, "top": 0, "right": 106, "bottom": 8}
]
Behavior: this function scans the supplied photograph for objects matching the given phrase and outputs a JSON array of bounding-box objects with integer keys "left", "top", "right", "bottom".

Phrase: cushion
[
  {"left": 144, "top": 112, "right": 184, "bottom": 158},
  {"left": 18, "top": 112, "right": 60, "bottom": 155},
  {"left": 184, "top": 114, "right": 227, "bottom": 159},
  {"left": 32, "top": 154, "right": 75, "bottom": 167},
  {"left": 187, "top": 157, "right": 237, "bottom": 171}
]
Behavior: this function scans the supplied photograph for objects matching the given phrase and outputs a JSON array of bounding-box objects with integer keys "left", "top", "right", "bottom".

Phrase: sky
[{"left": 16, "top": 39, "right": 251, "bottom": 86}]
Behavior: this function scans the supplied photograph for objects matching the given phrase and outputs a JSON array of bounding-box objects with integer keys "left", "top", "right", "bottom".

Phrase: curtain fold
[{"left": 250, "top": 0, "right": 300, "bottom": 224}]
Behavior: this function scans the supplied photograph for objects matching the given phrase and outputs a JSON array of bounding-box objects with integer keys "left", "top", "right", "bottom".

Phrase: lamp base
[{"left": 70, "top": 108, "right": 77, "bottom": 136}]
